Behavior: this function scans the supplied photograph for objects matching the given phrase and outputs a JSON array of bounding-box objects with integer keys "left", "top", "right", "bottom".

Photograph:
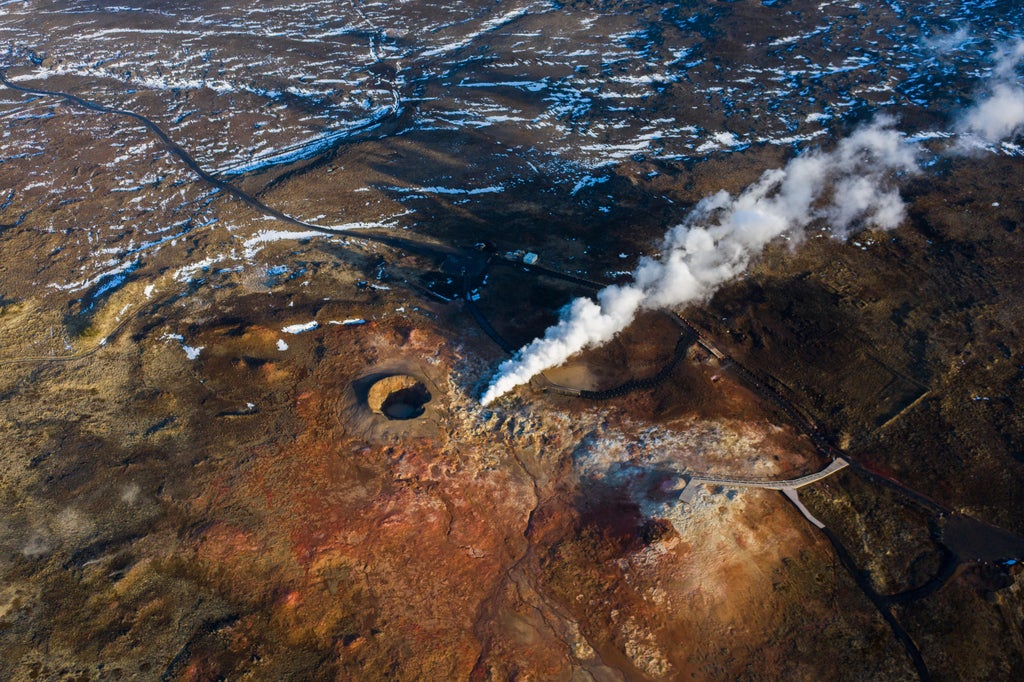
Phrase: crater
[{"left": 366, "top": 374, "right": 432, "bottom": 420}]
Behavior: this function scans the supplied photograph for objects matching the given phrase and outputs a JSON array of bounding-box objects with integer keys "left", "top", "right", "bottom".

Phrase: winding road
[
  {"left": 0, "top": 69, "right": 419, "bottom": 253},
  {"left": 0, "top": 71, "right": 339, "bottom": 235},
  {"left": 0, "top": 66, "right": 491, "bottom": 364},
  {"left": 7, "top": 65, "right": 1017, "bottom": 682}
]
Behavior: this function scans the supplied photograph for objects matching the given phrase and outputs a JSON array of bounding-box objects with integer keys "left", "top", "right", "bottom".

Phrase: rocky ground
[
  {"left": 2, "top": 1, "right": 1024, "bottom": 680},
  {"left": 0, "top": 267, "right": 912, "bottom": 680}
]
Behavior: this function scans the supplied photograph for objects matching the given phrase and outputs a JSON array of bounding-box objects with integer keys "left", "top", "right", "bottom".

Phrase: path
[
  {"left": 678, "top": 457, "right": 850, "bottom": 527},
  {"left": 0, "top": 69, "right": 409, "bottom": 247},
  {"left": 680, "top": 457, "right": 850, "bottom": 495}
]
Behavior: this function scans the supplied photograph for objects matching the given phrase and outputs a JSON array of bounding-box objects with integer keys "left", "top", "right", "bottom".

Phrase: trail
[{"left": 0, "top": 69, "right": 363, "bottom": 238}]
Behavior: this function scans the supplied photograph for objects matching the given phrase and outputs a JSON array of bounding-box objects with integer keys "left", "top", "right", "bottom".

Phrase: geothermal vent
[{"left": 367, "top": 375, "right": 432, "bottom": 420}]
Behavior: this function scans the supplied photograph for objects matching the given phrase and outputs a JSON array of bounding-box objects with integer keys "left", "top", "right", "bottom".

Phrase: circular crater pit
[{"left": 367, "top": 374, "right": 432, "bottom": 420}]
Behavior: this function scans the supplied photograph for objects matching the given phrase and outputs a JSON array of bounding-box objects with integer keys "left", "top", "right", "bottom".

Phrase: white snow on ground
[
  {"left": 384, "top": 185, "right": 505, "bottom": 195},
  {"left": 159, "top": 333, "right": 203, "bottom": 359},
  {"left": 46, "top": 258, "right": 139, "bottom": 293},
  {"left": 2, "top": 0, "right": 1022, "bottom": 311},
  {"left": 212, "top": 105, "right": 399, "bottom": 176},
  {"left": 240, "top": 222, "right": 392, "bottom": 258},
  {"left": 241, "top": 230, "right": 331, "bottom": 258},
  {"left": 281, "top": 321, "right": 319, "bottom": 334},
  {"left": 570, "top": 174, "right": 610, "bottom": 196},
  {"left": 419, "top": 1, "right": 547, "bottom": 58},
  {"left": 695, "top": 132, "right": 744, "bottom": 153},
  {"left": 173, "top": 255, "right": 229, "bottom": 283}
]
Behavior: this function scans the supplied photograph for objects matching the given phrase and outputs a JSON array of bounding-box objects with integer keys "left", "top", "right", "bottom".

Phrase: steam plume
[
  {"left": 958, "top": 40, "right": 1024, "bottom": 144},
  {"left": 481, "top": 119, "right": 918, "bottom": 405}
]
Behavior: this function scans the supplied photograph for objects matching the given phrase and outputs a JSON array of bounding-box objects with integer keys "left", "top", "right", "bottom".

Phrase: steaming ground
[
  {"left": 482, "top": 118, "right": 920, "bottom": 404},
  {"left": 2, "top": 0, "right": 1024, "bottom": 322},
  {"left": 2, "top": 1, "right": 1024, "bottom": 680},
  {"left": 482, "top": 40, "right": 1024, "bottom": 404},
  {"left": 958, "top": 40, "right": 1024, "bottom": 146}
]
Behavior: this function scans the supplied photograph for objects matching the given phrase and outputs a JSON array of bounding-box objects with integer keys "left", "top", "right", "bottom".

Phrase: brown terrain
[{"left": 1, "top": 1, "right": 1024, "bottom": 680}]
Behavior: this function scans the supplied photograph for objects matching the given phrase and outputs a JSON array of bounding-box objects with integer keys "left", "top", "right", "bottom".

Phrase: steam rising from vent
[
  {"left": 481, "top": 118, "right": 918, "bottom": 405},
  {"left": 958, "top": 40, "right": 1024, "bottom": 145}
]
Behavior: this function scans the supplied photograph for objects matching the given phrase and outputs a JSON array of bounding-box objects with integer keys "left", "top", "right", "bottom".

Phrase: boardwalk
[
  {"left": 678, "top": 458, "right": 850, "bottom": 528},
  {"left": 681, "top": 457, "right": 850, "bottom": 494}
]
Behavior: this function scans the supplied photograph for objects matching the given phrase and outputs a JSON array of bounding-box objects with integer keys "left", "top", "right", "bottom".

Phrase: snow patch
[{"left": 281, "top": 321, "right": 319, "bottom": 334}]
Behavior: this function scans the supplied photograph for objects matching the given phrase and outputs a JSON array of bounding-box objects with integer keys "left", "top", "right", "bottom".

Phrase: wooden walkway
[
  {"left": 678, "top": 458, "right": 850, "bottom": 527},
  {"left": 681, "top": 458, "right": 850, "bottom": 494}
]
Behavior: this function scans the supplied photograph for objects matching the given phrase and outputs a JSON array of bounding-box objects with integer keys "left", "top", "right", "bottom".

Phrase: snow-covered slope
[{"left": 0, "top": 0, "right": 1021, "bottom": 308}]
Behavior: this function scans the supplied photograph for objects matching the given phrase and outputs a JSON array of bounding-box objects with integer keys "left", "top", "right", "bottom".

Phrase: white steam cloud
[
  {"left": 958, "top": 40, "right": 1024, "bottom": 145},
  {"left": 481, "top": 118, "right": 918, "bottom": 405}
]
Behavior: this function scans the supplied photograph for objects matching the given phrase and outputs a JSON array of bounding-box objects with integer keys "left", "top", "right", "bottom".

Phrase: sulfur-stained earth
[{"left": 2, "top": 1, "right": 1024, "bottom": 680}]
